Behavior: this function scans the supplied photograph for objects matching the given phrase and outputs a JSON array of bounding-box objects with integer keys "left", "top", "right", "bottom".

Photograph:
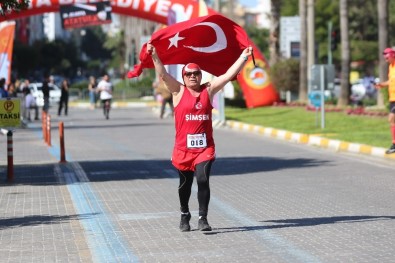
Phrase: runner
[{"left": 147, "top": 42, "right": 252, "bottom": 231}]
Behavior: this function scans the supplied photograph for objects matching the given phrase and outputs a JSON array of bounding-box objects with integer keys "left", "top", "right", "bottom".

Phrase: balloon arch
[{"left": 1, "top": 0, "right": 279, "bottom": 108}]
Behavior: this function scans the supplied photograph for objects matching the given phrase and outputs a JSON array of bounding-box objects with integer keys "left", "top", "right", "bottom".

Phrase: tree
[
  {"left": 298, "top": 0, "right": 308, "bottom": 102},
  {"left": 338, "top": 0, "right": 350, "bottom": 107},
  {"left": 0, "top": 0, "right": 28, "bottom": 15},
  {"left": 269, "top": 0, "right": 282, "bottom": 65},
  {"left": 377, "top": 0, "right": 389, "bottom": 108}
]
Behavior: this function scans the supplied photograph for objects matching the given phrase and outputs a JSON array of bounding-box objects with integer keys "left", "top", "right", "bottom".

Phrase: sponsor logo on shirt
[{"left": 185, "top": 114, "right": 210, "bottom": 121}]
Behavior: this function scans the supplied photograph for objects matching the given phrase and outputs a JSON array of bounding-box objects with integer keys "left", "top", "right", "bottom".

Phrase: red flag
[
  {"left": 0, "top": 21, "right": 16, "bottom": 84},
  {"left": 237, "top": 41, "right": 280, "bottom": 108},
  {"left": 127, "top": 14, "right": 250, "bottom": 78}
]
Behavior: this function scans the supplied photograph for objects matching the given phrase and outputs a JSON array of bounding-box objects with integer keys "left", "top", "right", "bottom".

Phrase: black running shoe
[
  {"left": 179, "top": 213, "right": 191, "bottom": 232},
  {"left": 386, "top": 144, "right": 395, "bottom": 154},
  {"left": 198, "top": 217, "right": 212, "bottom": 231}
]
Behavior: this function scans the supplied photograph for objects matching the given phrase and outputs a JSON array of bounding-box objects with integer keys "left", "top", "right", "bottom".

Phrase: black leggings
[{"left": 178, "top": 160, "right": 214, "bottom": 217}]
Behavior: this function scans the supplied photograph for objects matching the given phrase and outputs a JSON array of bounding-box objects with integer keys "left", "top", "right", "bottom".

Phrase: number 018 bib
[{"left": 187, "top": 133, "right": 207, "bottom": 148}]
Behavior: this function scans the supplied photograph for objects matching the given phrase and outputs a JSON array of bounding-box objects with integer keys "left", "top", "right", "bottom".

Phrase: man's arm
[
  {"left": 207, "top": 46, "right": 253, "bottom": 96},
  {"left": 147, "top": 43, "right": 182, "bottom": 94}
]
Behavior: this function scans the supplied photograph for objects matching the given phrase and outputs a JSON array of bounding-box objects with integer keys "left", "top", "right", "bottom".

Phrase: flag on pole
[
  {"left": 127, "top": 14, "right": 250, "bottom": 79},
  {"left": 0, "top": 21, "right": 16, "bottom": 84}
]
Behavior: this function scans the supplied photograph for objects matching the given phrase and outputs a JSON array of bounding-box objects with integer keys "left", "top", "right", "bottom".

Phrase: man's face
[{"left": 183, "top": 70, "right": 202, "bottom": 88}]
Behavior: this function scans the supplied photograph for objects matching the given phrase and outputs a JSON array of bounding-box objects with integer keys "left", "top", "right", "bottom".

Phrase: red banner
[
  {"left": 60, "top": 1, "right": 112, "bottom": 29},
  {"left": 0, "top": 21, "right": 16, "bottom": 84},
  {"left": 237, "top": 42, "right": 279, "bottom": 108}
]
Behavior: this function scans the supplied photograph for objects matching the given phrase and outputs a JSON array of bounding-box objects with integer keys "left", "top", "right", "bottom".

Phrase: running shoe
[
  {"left": 386, "top": 144, "right": 395, "bottom": 154},
  {"left": 179, "top": 212, "right": 191, "bottom": 232},
  {"left": 198, "top": 217, "right": 212, "bottom": 231}
]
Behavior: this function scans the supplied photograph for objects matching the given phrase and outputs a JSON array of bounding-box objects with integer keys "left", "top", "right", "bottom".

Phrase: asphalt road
[{"left": 0, "top": 105, "right": 395, "bottom": 262}]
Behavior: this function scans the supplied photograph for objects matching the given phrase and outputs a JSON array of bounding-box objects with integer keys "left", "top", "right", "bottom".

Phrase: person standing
[
  {"left": 42, "top": 75, "right": 50, "bottom": 113},
  {"left": 58, "top": 79, "right": 69, "bottom": 116},
  {"left": 147, "top": 42, "right": 252, "bottom": 232},
  {"left": 88, "top": 76, "right": 97, "bottom": 109},
  {"left": 375, "top": 47, "right": 395, "bottom": 154},
  {"left": 96, "top": 74, "right": 113, "bottom": 119},
  {"left": 0, "top": 78, "right": 8, "bottom": 98},
  {"left": 23, "top": 87, "right": 39, "bottom": 121}
]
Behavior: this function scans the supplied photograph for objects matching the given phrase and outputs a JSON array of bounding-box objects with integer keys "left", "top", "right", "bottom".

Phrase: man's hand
[{"left": 147, "top": 42, "right": 154, "bottom": 55}]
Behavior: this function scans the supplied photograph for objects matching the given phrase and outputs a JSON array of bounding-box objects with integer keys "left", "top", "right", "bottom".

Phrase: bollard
[
  {"left": 59, "top": 122, "right": 66, "bottom": 163},
  {"left": 46, "top": 114, "right": 51, "bottom": 146},
  {"left": 7, "top": 130, "right": 13, "bottom": 182},
  {"left": 42, "top": 111, "right": 47, "bottom": 142}
]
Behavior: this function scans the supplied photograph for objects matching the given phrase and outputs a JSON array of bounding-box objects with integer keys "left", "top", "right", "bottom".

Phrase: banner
[
  {"left": 237, "top": 42, "right": 280, "bottom": 108},
  {"left": 0, "top": 21, "right": 16, "bottom": 85},
  {"left": 60, "top": 1, "right": 112, "bottom": 29}
]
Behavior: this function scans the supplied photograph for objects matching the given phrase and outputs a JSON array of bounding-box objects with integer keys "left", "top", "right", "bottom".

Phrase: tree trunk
[
  {"left": 377, "top": 0, "right": 388, "bottom": 108},
  {"left": 337, "top": 0, "right": 350, "bottom": 107},
  {"left": 299, "top": 0, "right": 308, "bottom": 102},
  {"left": 269, "top": 0, "right": 281, "bottom": 66}
]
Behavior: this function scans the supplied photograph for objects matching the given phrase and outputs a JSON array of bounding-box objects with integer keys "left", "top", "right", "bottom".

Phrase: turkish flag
[{"left": 127, "top": 14, "right": 250, "bottom": 78}]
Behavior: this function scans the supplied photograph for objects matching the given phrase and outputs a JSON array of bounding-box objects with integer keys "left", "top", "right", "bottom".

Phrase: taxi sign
[{"left": 0, "top": 98, "right": 21, "bottom": 128}]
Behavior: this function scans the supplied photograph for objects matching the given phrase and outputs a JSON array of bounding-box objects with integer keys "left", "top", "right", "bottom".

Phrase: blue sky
[{"left": 238, "top": 0, "right": 257, "bottom": 8}]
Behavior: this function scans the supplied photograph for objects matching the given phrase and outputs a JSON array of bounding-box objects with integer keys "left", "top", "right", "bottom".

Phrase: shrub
[{"left": 269, "top": 58, "right": 300, "bottom": 94}]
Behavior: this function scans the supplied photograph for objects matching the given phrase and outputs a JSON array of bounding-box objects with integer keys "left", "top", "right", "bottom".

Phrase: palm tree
[
  {"left": 269, "top": 0, "right": 281, "bottom": 66},
  {"left": 377, "top": 0, "right": 389, "bottom": 108},
  {"left": 299, "top": 0, "right": 308, "bottom": 102},
  {"left": 337, "top": 0, "right": 350, "bottom": 107}
]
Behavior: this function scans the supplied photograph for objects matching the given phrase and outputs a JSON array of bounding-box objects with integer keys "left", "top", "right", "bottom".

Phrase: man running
[
  {"left": 375, "top": 47, "right": 395, "bottom": 154},
  {"left": 147, "top": 42, "right": 252, "bottom": 231}
]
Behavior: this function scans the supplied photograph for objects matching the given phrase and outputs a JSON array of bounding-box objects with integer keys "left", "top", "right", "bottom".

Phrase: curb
[{"left": 225, "top": 120, "right": 395, "bottom": 161}]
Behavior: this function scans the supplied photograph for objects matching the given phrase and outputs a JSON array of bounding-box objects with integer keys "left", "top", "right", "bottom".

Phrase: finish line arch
[
  {"left": 0, "top": 0, "right": 212, "bottom": 24},
  {"left": 1, "top": 0, "right": 279, "bottom": 108}
]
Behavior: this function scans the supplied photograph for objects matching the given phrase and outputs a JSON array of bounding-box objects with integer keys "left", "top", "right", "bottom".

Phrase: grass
[{"left": 225, "top": 105, "right": 391, "bottom": 148}]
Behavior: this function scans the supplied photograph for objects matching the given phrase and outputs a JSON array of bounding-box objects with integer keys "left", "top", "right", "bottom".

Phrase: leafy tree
[
  {"left": 80, "top": 27, "right": 111, "bottom": 61},
  {"left": 0, "top": 0, "right": 28, "bottom": 15},
  {"left": 245, "top": 26, "right": 269, "bottom": 59},
  {"left": 103, "top": 30, "right": 126, "bottom": 76}
]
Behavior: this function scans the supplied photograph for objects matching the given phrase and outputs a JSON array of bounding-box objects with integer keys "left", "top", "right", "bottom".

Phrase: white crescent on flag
[{"left": 184, "top": 22, "right": 227, "bottom": 53}]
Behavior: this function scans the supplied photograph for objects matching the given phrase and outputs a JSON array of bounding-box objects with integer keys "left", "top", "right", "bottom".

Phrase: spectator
[
  {"left": 42, "top": 75, "right": 50, "bottom": 113},
  {"left": 88, "top": 76, "right": 97, "bottom": 110},
  {"left": 23, "top": 88, "right": 39, "bottom": 121},
  {"left": 58, "top": 79, "right": 69, "bottom": 116},
  {"left": 153, "top": 79, "right": 174, "bottom": 119}
]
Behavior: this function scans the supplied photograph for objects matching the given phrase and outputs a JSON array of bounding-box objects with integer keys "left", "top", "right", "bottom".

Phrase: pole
[
  {"left": 59, "top": 122, "right": 66, "bottom": 163},
  {"left": 7, "top": 130, "right": 14, "bottom": 182},
  {"left": 320, "top": 65, "right": 326, "bottom": 129},
  {"left": 307, "top": 0, "right": 315, "bottom": 93}
]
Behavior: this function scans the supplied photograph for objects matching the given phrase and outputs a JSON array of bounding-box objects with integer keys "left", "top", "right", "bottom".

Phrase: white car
[{"left": 28, "top": 82, "right": 61, "bottom": 107}]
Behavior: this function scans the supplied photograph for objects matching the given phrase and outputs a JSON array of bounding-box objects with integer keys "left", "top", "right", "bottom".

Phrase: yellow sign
[{"left": 0, "top": 98, "right": 21, "bottom": 128}]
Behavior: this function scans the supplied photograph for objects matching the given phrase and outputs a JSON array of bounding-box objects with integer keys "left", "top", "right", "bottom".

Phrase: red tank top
[{"left": 174, "top": 85, "right": 214, "bottom": 152}]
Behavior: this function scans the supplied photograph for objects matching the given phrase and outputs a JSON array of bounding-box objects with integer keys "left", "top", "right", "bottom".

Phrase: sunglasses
[{"left": 184, "top": 71, "right": 201, "bottom": 77}]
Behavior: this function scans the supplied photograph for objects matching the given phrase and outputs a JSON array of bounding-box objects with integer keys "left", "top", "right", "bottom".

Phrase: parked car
[{"left": 28, "top": 82, "right": 61, "bottom": 107}]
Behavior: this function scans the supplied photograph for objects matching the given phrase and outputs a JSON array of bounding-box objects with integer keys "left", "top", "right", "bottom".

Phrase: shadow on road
[
  {"left": 0, "top": 213, "right": 97, "bottom": 230},
  {"left": 204, "top": 215, "right": 395, "bottom": 235},
  {"left": 0, "top": 156, "right": 330, "bottom": 185}
]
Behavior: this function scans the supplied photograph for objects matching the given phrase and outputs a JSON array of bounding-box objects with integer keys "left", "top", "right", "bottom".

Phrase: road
[{"left": 0, "top": 105, "right": 395, "bottom": 262}]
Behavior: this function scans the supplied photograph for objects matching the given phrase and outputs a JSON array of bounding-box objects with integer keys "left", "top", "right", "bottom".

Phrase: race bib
[{"left": 187, "top": 133, "right": 207, "bottom": 148}]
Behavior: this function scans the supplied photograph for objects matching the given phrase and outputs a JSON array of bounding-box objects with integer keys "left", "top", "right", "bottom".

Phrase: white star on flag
[{"left": 168, "top": 32, "right": 185, "bottom": 49}]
